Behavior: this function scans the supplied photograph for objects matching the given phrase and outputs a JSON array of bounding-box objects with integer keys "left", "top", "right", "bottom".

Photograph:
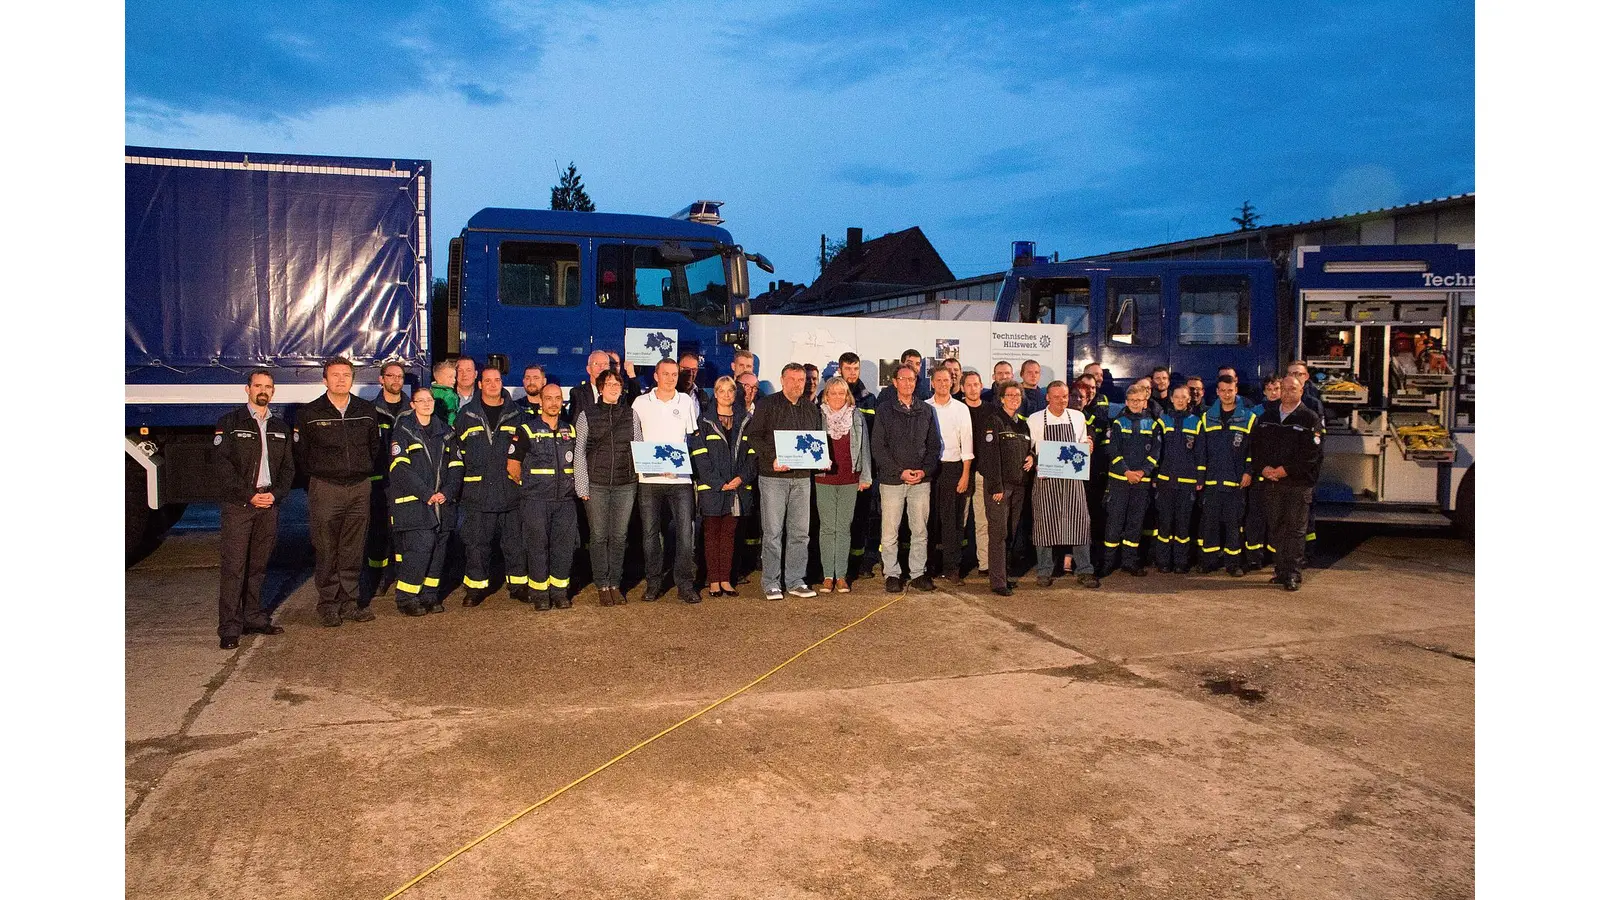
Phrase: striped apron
[{"left": 1031, "top": 416, "right": 1090, "bottom": 546}]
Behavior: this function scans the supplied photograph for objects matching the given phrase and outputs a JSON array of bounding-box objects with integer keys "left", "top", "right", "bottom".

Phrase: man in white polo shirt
[
  {"left": 633, "top": 358, "right": 701, "bottom": 603},
  {"left": 926, "top": 368, "right": 974, "bottom": 584}
]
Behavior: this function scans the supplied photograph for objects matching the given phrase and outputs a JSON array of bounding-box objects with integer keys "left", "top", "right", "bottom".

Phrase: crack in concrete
[
  {"left": 125, "top": 565, "right": 311, "bottom": 824},
  {"left": 933, "top": 584, "right": 1477, "bottom": 815}
]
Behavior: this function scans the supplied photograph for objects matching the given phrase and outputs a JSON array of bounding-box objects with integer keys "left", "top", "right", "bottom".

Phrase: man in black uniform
[
  {"left": 1251, "top": 375, "right": 1324, "bottom": 592},
  {"left": 455, "top": 363, "right": 528, "bottom": 606},
  {"left": 213, "top": 369, "right": 295, "bottom": 649},
  {"left": 362, "top": 361, "right": 409, "bottom": 603},
  {"left": 295, "top": 357, "right": 384, "bottom": 627},
  {"left": 972, "top": 380, "right": 1034, "bottom": 595},
  {"left": 508, "top": 383, "right": 580, "bottom": 611}
]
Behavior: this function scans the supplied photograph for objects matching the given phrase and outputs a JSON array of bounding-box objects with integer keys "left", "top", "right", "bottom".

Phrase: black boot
[
  {"left": 532, "top": 590, "right": 552, "bottom": 611},
  {"left": 552, "top": 589, "right": 571, "bottom": 609},
  {"left": 462, "top": 589, "right": 487, "bottom": 608}
]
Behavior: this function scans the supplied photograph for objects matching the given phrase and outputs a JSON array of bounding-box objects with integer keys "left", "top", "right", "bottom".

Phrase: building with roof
[{"left": 776, "top": 194, "right": 1474, "bottom": 320}]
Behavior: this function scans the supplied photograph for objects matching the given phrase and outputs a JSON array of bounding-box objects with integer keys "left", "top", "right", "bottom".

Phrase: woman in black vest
[{"left": 574, "top": 370, "right": 638, "bottom": 606}]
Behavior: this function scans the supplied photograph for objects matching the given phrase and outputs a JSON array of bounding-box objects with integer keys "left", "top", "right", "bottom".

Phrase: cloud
[
  {"left": 837, "top": 165, "right": 921, "bottom": 188},
  {"left": 125, "top": 1, "right": 539, "bottom": 120},
  {"left": 455, "top": 83, "right": 509, "bottom": 106}
]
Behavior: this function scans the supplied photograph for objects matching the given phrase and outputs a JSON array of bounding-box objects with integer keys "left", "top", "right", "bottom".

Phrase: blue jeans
[
  {"left": 759, "top": 476, "right": 812, "bottom": 591},
  {"left": 584, "top": 482, "right": 636, "bottom": 588},
  {"left": 639, "top": 482, "right": 697, "bottom": 590},
  {"left": 1036, "top": 542, "right": 1093, "bottom": 577},
  {"left": 879, "top": 482, "right": 931, "bottom": 579}
]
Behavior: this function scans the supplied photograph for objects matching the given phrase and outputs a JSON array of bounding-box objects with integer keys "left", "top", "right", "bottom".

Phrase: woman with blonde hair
[
  {"left": 689, "top": 375, "right": 755, "bottom": 597},
  {"left": 813, "top": 376, "right": 873, "bottom": 593}
]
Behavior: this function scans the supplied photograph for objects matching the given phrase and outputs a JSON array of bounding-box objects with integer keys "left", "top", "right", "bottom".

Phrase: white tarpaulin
[{"left": 748, "top": 314, "right": 1069, "bottom": 390}]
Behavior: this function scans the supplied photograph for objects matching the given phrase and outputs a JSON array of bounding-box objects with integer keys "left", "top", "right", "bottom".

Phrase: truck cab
[
  {"left": 446, "top": 207, "right": 760, "bottom": 388},
  {"left": 993, "top": 256, "right": 1280, "bottom": 394}
]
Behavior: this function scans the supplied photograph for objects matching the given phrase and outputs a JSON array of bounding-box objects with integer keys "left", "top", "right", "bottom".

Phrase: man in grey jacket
[{"left": 870, "top": 364, "right": 943, "bottom": 593}]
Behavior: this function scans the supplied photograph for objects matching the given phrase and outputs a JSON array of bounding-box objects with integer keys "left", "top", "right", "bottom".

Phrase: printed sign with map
[
  {"left": 1036, "top": 440, "right": 1092, "bottom": 480},
  {"left": 626, "top": 327, "right": 680, "bottom": 366},
  {"left": 631, "top": 440, "right": 692, "bottom": 475},
  {"left": 774, "top": 430, "right": 832, "bottom": 469}
]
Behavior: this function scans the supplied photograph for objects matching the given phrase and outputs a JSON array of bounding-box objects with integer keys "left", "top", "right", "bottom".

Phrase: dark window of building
[
  {"left": 1107, "top": 276, "right": 1162, "bottom": 346},
  {"left": 1179, "top": 274, "right": 1250, "bottom": 345},
  {"left": 499, "top": 241, "right": 580, "bottom": 307}
]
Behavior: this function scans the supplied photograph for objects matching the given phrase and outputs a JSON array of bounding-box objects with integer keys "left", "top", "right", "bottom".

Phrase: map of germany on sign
[
  {"left": 1058, "top": 444, "right": 1089, "bottom": 474},
  {"left": 792, "top": 433, "right": 827, "bottom": 462}
]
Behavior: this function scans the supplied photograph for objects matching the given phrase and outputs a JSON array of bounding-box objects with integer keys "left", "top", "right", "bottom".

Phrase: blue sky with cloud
[{"left": 125, "top": 0, "right": 1474, "bottom": 282}]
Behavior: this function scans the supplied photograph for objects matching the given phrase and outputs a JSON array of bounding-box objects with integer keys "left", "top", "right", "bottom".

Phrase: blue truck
[{"left": 126, "top": 148, "right": 766, "bottom": 555}]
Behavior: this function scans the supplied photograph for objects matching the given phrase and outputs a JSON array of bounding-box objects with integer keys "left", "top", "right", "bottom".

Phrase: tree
[
  {"left": 550, "top": 162, "right": 595, "bottom": 212},
  {"left": 1232, "top": 200, "right": 1260, "bottom": 231},
  {"left": 817, "top": 235, "right": 849, "bottom": 276}
]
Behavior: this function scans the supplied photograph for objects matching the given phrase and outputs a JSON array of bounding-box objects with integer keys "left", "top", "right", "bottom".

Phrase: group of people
[{"left": 210, "top": 347, "right": 1325, "bottom": 650}]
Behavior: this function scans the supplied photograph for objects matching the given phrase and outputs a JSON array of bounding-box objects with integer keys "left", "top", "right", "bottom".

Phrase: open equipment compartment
[{"left": 1294, "top": 244, "right": 1474, "bottom": 523}]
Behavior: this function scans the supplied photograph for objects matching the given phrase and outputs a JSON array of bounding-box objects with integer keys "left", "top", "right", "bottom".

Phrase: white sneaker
[
  {"left": 764, "top": 587, "right": 784, "bottom": 601},
  {"left": 788, "top": 584, "right": 818, "bottom": 598}
]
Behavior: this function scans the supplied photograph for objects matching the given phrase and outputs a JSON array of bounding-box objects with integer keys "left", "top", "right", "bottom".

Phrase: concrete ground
[{"left": 126, "top": 507, "right": 1473, "bottom": 899}]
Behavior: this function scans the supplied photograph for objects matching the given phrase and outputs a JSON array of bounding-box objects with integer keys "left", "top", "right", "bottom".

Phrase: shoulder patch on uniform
[
  {"left": 213, "top": 433, "right": 223, "bottom": 446},
  {"left": 985, "top": 432, "right": 994, "bottom": 442},
  {"left": 508, "top": 443, "right": 517, "bottom": 455},
  {"left": 391, "top": 442, "right": 402, "bottom": 457}
]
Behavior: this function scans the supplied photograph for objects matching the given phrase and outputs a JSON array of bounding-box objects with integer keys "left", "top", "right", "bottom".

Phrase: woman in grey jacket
[{"left": 813, "top": 377, "right": 874, "bottom": 592}]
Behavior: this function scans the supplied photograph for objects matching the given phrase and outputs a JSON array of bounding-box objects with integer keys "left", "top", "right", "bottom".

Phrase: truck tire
[
  {"left": 126, "top": 458, "right": 151, "bottom": 561},
  {"left": 1452, "top": 464, "right": 1475, "bottom": 543}
]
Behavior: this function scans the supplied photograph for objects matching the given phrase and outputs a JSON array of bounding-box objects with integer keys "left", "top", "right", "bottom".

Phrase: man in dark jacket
[
  {"left": 1251, "top": 375, "right": 1324, "bottom": 592},
  {"left": 363, "top": 361, "right": 409, "bottom": 603},
  {"left": 871, "top": 363, "right": 943, "bottom": 593},
  {"left": 454, "top": 365, "right": 527, "bottom": 607},
  {"left": 745, "top": 362, "right": 826, "bottom": 600},
  {"left": 295, "top": 357, "right": 384, "bottom": 627},
  {"left": 972, "top": 380, "right": 1033, "bottom": 596},
  {"left": 214, "top": 369, "right": 295, "bottom": 648},
  {"left": 508, "top": 383, "right": 579, "bottom": 611}
]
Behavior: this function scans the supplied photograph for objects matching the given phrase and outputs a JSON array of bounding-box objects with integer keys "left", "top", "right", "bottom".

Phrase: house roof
[{"left": 790, "top": 227, "right": 955, "bottom": 306}]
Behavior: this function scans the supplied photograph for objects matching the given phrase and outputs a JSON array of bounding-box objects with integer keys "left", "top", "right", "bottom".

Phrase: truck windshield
[{"left": 602, "top": 244, "right": 731, "bottom": 326}]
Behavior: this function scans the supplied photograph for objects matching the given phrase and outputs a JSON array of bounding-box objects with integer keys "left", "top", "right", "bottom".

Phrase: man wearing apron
[{"left": 1026, "top": 381, "right": 1100, "bottom": 589}]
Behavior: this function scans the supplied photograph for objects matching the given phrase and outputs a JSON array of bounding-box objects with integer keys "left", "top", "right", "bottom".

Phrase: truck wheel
[
  {"left": 1452, "top": 464, "right": 1475, "bottom": 543},
  {"left": 126, "top": 459, "right": 151, "bottom": 561}
]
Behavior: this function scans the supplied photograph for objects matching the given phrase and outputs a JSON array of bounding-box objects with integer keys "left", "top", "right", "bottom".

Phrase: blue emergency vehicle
[
  {"left": 126, "top": 147, "right": 766, "bottom": 555},
  {"left": 991, "top": 250, "right": 1281, "bottom": 393}
]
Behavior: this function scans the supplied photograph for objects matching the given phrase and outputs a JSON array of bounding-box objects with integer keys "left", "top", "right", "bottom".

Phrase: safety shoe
[
  {"left": 788, "top": 584, "right": 818, "bottom": 598},
  {"left": 642, "top": 582, "right": 663, "bottom": 603},
  {"left": 1283, "top": 576, "right": 1302, "bottom": 592},
  {"left": 909, "top": 574, "right": 936, "bottom": 592},
  {"left": 1227, "top": 565, "right": 1245, "bottom": 578},
  {"left": 219, "top": 636, "right": 240, "bottom": 650},
  {"left": 532, "top": 591, "right": 552, "bottom": 612},
  {"left": 1076, "top": 572, "right": 1101, "bottom": 589},
  {"left": 1124, "top": 565, "right": 1147, "bottom": 578},
  {"left": 462, "top": 590, "right": 487, "bottom": 608},
  {"left": 398, "top": 604, "right": 427, "bottom": 617},
  {"left": 991, "top": 585, "right": 1013, "bottom": 597},
  {"left": 347, "top": 606, "right": 376, "bottom": 623},
  {"left": 318, "top": 609, "right": 343, "bottom": 628},
  {"left": 553, "top": 589, "right": 572, "bottom": 609},
  {"left": 764, "top": 587, "right": 784, "bottom": 601},
  {"left": 884, "top": 576, "right": 905, "bottom": 594},
  {"left": 512, "top": 584, "right": 534, "bottom": 604},
  {"left": 1157, "top": 565, "right": 1173, "bottom": 574},
  {"left": 425, "top": 602, "right": 446, "bottom": 614}
]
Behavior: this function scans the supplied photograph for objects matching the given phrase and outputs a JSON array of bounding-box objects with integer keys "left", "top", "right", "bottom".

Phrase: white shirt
[
  {"left": 632, "top": 389, "right": 698, "bottom": 485},
  {"left": 1026, "top": 406, "right": 1089, "bottom": 451},
  {"left": 249, "top": 405, "right": 272, "bottom": 490},
  {"left": 925, "top": 395, "right": 974, "bottom": 463}
]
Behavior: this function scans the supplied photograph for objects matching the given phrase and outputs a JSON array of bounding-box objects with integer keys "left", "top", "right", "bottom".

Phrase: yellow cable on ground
[{"left": 382, "top": 592, "right": 908, "bottom": 899}]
